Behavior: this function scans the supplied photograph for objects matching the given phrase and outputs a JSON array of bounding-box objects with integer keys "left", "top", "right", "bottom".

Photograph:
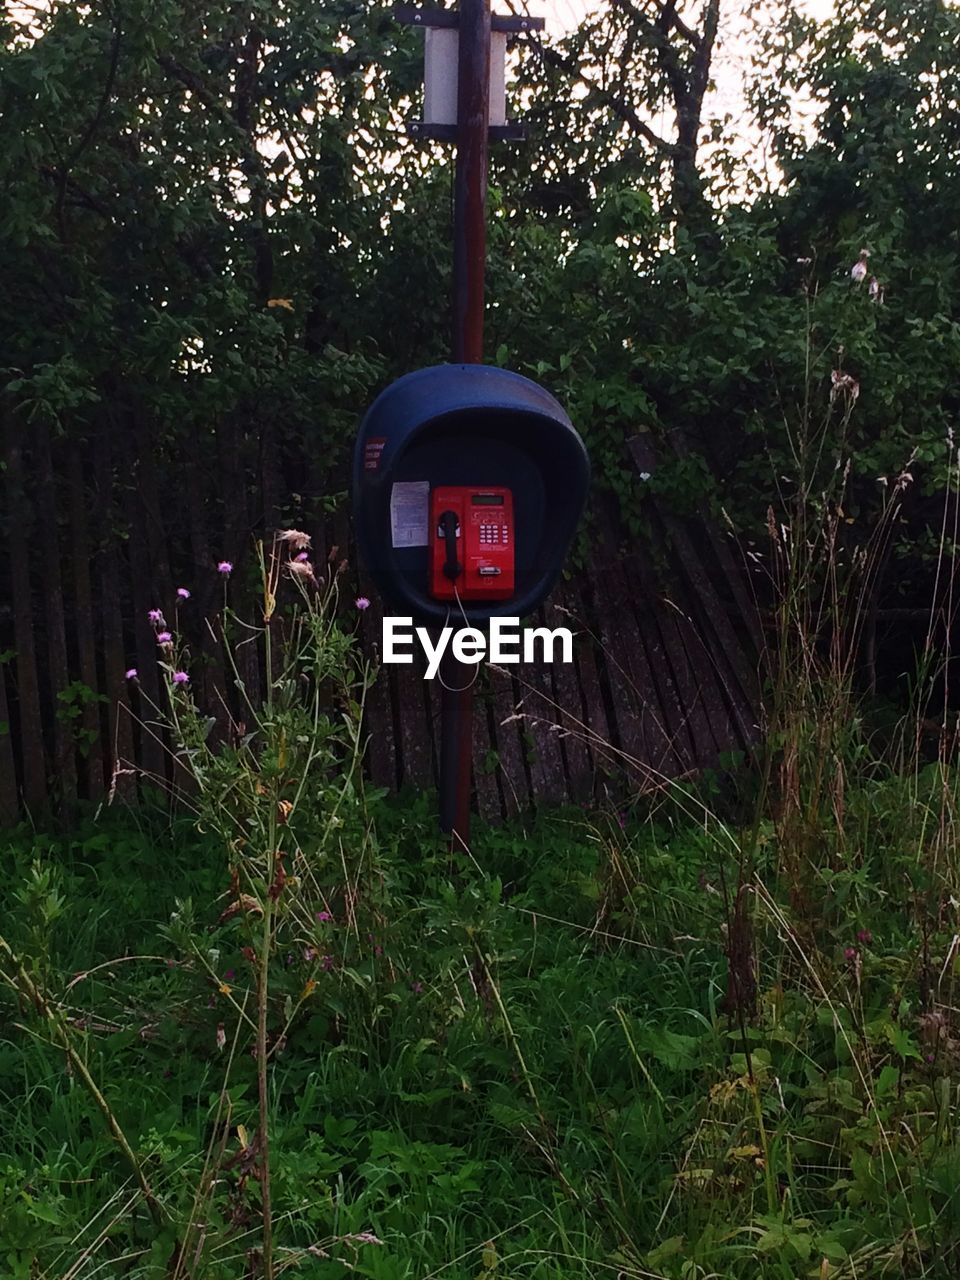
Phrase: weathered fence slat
[
  {"left": 470, "top": 678, "right": 503, "bottom": 823},
  {"left": 544, "top": 585, "right": 595, "bottom": 798},
  {"left": 627, "top": 435, "right": 759, "bottom": 752},
  {"left": 358, "top": 593, "right": 396, "bottom": 789},
  {"left": 487, "top": 666, "right": 532, "bottom": 818}
]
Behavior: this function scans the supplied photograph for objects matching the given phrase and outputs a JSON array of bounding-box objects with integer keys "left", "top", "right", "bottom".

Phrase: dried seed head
[
  {"left": 277, "top": 529, "right": 312, "bottom": 551},
  {"left": 286, "top": 559, "right": 318, "bottom": 586}
]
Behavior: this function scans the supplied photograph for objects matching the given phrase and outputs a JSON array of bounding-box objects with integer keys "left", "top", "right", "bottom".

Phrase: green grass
[{"left": 2, "top": 778, "right": 960, "bottom": 1279}]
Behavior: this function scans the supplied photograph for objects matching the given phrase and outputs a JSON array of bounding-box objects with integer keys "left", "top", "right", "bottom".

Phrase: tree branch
[
  {"left": 540, "top": 42, "right": 678, "bottom": 157},
  {"left": 657, "top": 0, "right": 702, "bottom": 49},
  {"left": 689, "top": 0, "right": 721, "bottom": 114},
  {"left": 55, "top": 1, "right": 123, "bottom": 239}
]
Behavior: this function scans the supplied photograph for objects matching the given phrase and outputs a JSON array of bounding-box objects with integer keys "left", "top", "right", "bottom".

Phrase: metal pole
[
  {"left": 439, "top": 0, "right": 491, "bottom": 849},
  {"left": 452, "top": 0, "right": 490, "bottom": 365}
]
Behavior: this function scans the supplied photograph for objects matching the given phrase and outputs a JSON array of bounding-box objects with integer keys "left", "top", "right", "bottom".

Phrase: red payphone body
[{"left": 430, "top": 486, "right": 515, "bottom": 602}]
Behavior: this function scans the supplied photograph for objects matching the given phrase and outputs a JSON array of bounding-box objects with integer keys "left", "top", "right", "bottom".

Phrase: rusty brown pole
[
  {"left": 452, "top": 0, "right": 490, "bottom": 364},
  {"left": 439, "top": 0, "right": 491, "bottom": 849}
]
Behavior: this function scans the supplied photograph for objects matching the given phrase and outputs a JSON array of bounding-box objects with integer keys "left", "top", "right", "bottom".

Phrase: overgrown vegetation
[
  {"left": 4, "top": 756, "right": 960, "bottom": 1277},
  {"left": 4, "top": 0, "right": 960, "bottom": 812},
  {"left": 4, "top": 480, "right": 960, "bottom": 1276}
]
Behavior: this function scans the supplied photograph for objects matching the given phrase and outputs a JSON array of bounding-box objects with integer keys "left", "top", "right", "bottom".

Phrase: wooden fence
[{"left": 0, "top": 416, "right": 762, "bottom": 827}]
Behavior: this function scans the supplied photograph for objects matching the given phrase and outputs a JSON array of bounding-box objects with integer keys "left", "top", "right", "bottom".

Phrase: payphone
[
  {"left": 430, "top": 486, "right": 515, "bottom": 602},
  {"left": 353, "top": 363, "right": 589, "bottom": 627}
]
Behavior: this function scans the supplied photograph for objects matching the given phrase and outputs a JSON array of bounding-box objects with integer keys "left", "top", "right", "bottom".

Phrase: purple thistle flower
[
  {"left": 857, "top": 929, "right": 873, "bottom": 945},
  {"left": 295, "top": 551, "right": 310, "bottom": 562},
  {"left": 355, "top": 596, "right": 371, "bottom": 611},
  {"left": 844, "top": 946, "right": 858, "bottom": 962},
  {"left": 176, "top": 587, "right": 191, "bottom": 600},
  {"left": 156, "top": 631, "right": 173, "bottom": 645},
  {"left": 315, "top": 910, "right": 333, "bottom": 923},
  {"left": 125, "top": 668, "right": 138, "bottom": 680},
  {"left": 217, "top": 560, "right": 233, "bottom": 576},
  {"left": 172, "top": 671, "right": 190, "bottom": 685},
  {"left": 147, "top": 609, "right": 164, "bottom": 624}
]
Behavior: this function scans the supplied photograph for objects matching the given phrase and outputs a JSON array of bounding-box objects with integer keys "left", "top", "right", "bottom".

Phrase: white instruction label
[{"left": 390, "top": 481, "right": 430, "bottom": 548}]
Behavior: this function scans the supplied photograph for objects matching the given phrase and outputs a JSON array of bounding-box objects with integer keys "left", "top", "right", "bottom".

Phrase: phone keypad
[{"left": 479, "top": 523, "right": 508, "bottom": 545}]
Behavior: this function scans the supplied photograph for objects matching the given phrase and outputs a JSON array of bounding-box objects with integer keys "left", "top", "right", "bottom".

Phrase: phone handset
[{"left": 439, "top": 510, "right": 462, "bottom": 582}]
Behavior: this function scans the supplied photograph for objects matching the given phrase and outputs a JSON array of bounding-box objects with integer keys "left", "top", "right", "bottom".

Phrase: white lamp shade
[{"left": 423, "top": 27, "right": 508, "bottom": 127}]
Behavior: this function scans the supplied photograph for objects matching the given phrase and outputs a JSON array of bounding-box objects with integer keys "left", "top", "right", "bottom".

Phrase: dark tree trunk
[
  {"left": 668, "top": 0, "right": 720, "bottom": 244},
  {"left": 67, "top": 441, "right": 105, "bottom": 800},
  {"left": 35, "top": 419, "right": 77, "bottom": 816},
  {"left": 2, "top": 408, "right": 48, "bottom": 812},
  {"left": 595, "top": 0, "right": 720, "bottom": 242}
]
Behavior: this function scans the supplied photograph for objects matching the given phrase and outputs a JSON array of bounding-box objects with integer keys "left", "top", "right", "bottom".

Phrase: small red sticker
[{"left": 364, "top": 437, "right": 386, "bottom": 471}]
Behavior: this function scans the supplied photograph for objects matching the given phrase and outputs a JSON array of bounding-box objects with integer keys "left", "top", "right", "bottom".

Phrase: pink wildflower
[
  {"left": 147, "top": 609, "right": 164, "bottom": 624},
  {"left": 176, "top": 587, "right": 191, "bottom": 600},
  {"left": 156, "top": 631, "right": 173, "bottom": 645},
  {"left": 355, "top": 596, "right": 371, "bottom": 611},
  {"left": 172, "top": 671, "right": 190, "bottom": 685},
  {"left": 217, "top": 560, "right": 233, "bottom": 576},
  {"left": 315, "top": 910, "right": 333, "bottom": 923},
  {"left": 125, "top": 668, "right": 138, "bottom": 680}
]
